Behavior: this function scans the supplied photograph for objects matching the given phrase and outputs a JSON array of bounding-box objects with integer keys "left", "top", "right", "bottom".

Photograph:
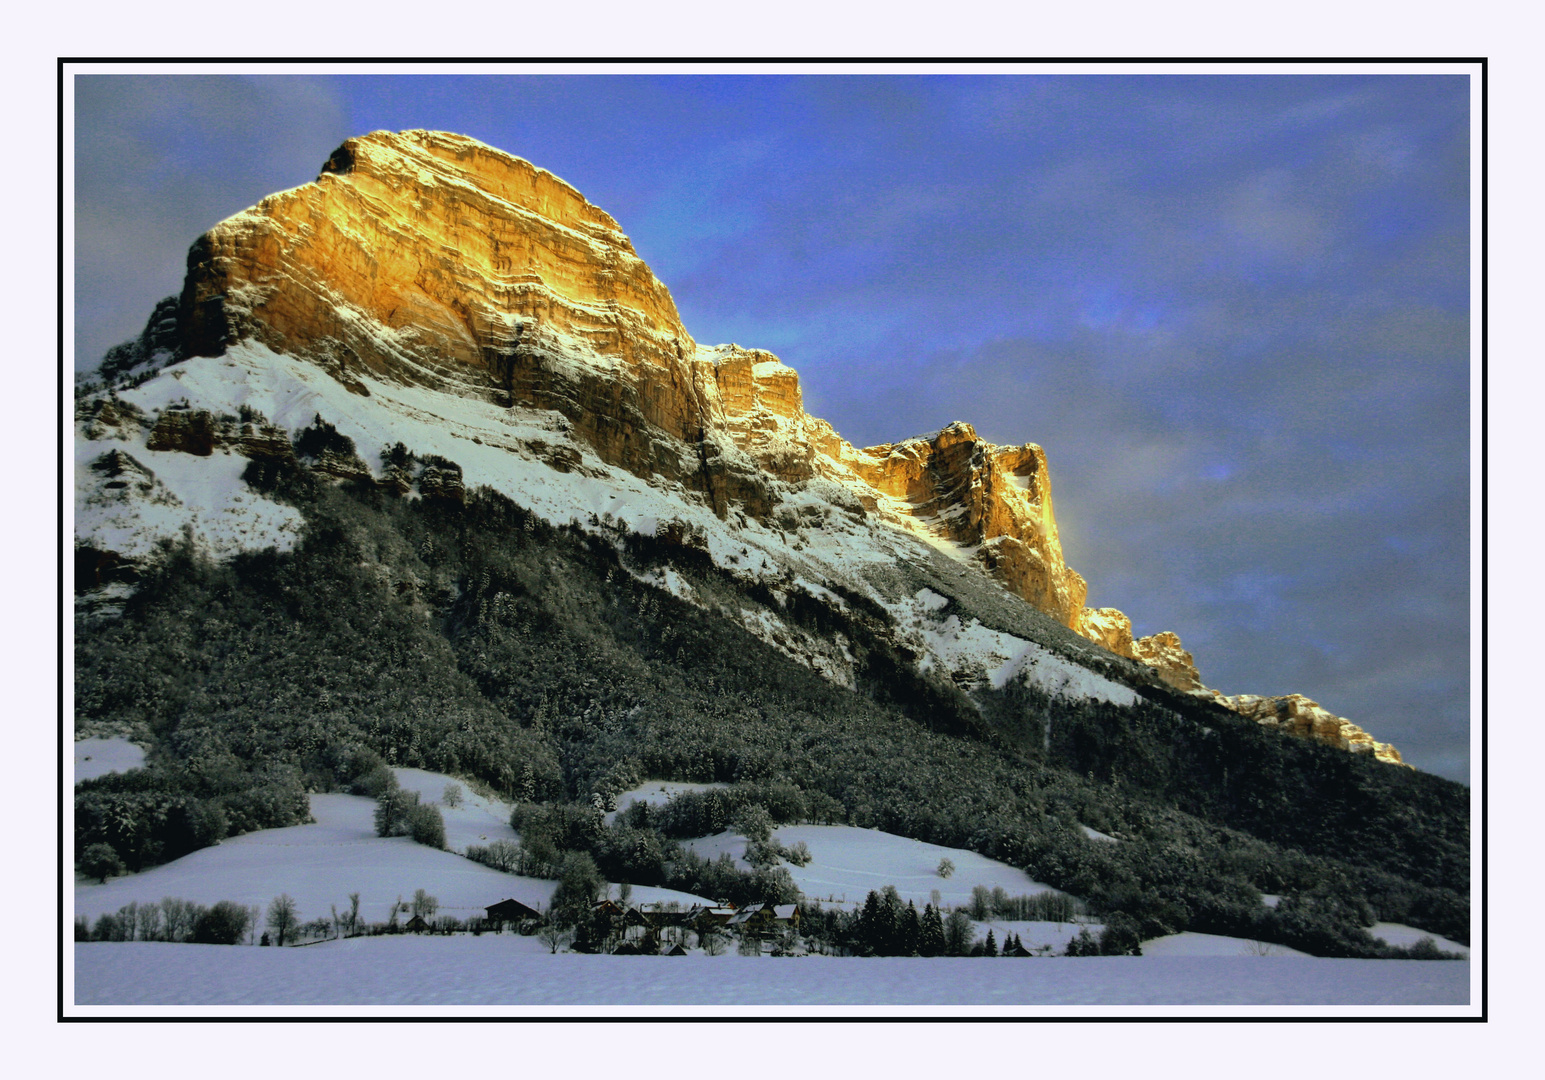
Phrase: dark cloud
[{"left": 72, "top": 71, "right": 1471, "bottom": 780}]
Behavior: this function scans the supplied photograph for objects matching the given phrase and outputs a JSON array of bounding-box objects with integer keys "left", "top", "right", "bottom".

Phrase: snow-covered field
[
  {"left": 387, "top": 768, "right": 520, "bottom": 854},
  {"left": 74, "top": 737, "right": 146, "bottom": 783},
  {"left": 684, "top": 823, "right": 1061, "bottom": 910},
  {"left": 76, "top": 768, "right": 710, "bottom": 926},
  {"left": 1370, "top": 923, "right": 1470, "bottom": 956},
  {"left": 71, "top": 936, "right": 1470, "bottom": 1008},
  {"left": 606, "top": 780, "right": 728, "bottom": 825},
  {"left": 1142, "top": 933, "right": 1309, "bottom": 957}
]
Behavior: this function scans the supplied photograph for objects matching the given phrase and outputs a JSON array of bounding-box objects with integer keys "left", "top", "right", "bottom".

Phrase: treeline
[
  {"left": 77, "top": 889, "right": 465, "bottom": 946},
  {"left": 75, "top": 760, "right": 309, "bottom": 874},
  {"left": 76, "top": 898, "right": 255, "bottom": 945}
]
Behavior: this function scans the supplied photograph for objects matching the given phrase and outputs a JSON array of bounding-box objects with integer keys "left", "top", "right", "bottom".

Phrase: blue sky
[{"left": 73, "top": 70, "right": 1473, "bottom": 781}]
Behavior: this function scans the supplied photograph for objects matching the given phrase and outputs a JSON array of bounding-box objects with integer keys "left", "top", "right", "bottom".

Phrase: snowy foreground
[
  {"left": 73, "top": 766, "right": 1473, "bottom": 1011},
  {"left": 73, "top": 935, "right": 1469, "bottom": 1009}
]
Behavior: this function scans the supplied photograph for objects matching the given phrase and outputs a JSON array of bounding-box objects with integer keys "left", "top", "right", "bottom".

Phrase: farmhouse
[
  {"left": 726, "top": 903, "right": 800, "bottom": 932},
  {"left": 485, "top": 898, "right": 542, "bottom": 928}
]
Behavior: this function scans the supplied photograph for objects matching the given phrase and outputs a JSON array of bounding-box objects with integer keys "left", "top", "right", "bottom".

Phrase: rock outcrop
[
  {"left": 177, "top": 129, "right": 711, "bottom": 487},
  {"left": 1217, "top": 693, "right": 1406, "bottom": 767},
  {"left": 111, "top": 128, "right": 1405, "bottom": 766},
  {"left": 842, "top": 423, "right": 1089, "bottom": 628},
  {"left": 1073, "top": 609, "right": 1407, "bottom": 764}
]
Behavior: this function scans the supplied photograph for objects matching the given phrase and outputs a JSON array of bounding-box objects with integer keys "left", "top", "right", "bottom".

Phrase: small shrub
[
  {"left": 194, "top": 900, "right": 252, "bottom": 945},
  {"left": 408, "top": 804, "right": 447, "bottom": 849},
  {"left": 80, "top": 842, "right": 124, "bottom": 883}
]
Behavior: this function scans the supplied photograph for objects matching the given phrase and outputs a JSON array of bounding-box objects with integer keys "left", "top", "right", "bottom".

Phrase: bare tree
[
  {"left": 346, "top": 892, "right": 362, "bottom": 937},
  {"left": 936, "top": 858, "right": 955, "bottom": 879},
  {"left": 266, "top": 893, "right": 299, "bottom": 947},
  {"left": 411, "top": 888, "right": 439, "bottom": 920},
  {"left": 442, "top": 782, "right": 464, "bottom": 808},
  {"left": 537, "top": 922, "right": 573, "bottom": 954},
  {"left": 136, "top": 902, "right": 161, "bottom": 942},
  {"left": 161, "top": 897, "right": 192, "bottom": 943}
]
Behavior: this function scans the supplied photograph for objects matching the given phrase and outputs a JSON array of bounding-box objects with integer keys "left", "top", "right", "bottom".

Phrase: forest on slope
[{"left": 74, "top": 433, "right": 1469, "bottom": 955}]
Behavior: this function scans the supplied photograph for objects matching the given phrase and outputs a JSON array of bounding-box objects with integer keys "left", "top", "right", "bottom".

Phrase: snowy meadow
[{"left": 72, "top": 935, "right": 1469, "bottom": 1009}]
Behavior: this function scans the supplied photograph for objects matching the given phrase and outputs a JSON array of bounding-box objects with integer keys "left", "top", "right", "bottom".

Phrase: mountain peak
[{"left": 83, "top": 130, "right": 1406, "bottom": 767}]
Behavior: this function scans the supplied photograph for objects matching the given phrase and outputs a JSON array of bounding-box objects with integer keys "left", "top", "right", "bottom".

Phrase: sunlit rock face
[
  {"left": 1083, "top": 617, "right": 1409, "bottom": 765},
  {"left": 147, "top": 128, "right": 1405, "bottom": 766},
  {"left": 841, "top": 423, "right": 1089, "bottom": 629},
  {"left": 177, "top": 129, "right": 709, "bottom": 484},
  {"left": 172, "top": 129, "right": 1095, "bottom": 628},
  {"left": 1078, "top": 606, "right": 1136, "bottom": 657},
  {"left": 1218, "top": 693, "right": 1408, "bottom": 767}
]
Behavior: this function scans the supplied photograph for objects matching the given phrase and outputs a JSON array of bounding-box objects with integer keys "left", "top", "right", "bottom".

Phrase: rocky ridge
[{"left": 79, "top": 128, "right": 1405, "bottom": 767}]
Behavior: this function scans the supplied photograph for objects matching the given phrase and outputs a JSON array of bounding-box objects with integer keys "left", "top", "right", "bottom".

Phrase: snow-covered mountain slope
[
  {"left": 74, "top": 127, "right": 1404, "bottom": 764},
  {"left": 74, "top": 338, "right": 1157, "bottom": 717}
]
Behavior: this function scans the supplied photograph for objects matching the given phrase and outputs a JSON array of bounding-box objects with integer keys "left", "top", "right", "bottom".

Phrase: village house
[
  {"left": 484, "top": 898, "right": 542, "bottom": 930},
  {"left": 726, "top": 902, "right": 800, "bottom": 934}
]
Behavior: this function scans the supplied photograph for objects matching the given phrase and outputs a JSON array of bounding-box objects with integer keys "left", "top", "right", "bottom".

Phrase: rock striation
[{"left": 114, "top": 128, "right": 1405, "bottom": 766}]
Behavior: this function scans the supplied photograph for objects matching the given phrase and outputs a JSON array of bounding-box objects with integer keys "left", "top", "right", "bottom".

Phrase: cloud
[{"left": 73, "top": 75, "right": 350, "bottom": 368}]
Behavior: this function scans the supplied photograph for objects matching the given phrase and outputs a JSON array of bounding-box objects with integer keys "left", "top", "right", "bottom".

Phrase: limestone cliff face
[
  {"left": 149, "top": 129, "right": 1403, "bottom": 766},
  {"left": 178, "top": 129, "right": 712, "bottom": 487},
  {"left": 1075, "top": 609, "right": 1408, "bottom": 766},
  {"left": 1218, "top": 693, "right": 1407, "bottom": 767},
  {"left": 843, "top": 423, "right": 1089, "bottom": 628}
]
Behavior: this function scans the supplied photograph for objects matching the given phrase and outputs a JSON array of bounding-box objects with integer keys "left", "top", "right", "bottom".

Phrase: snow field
[
  {"left": 388, "top": 767, "right": 519, "bottom": 854},
  {"left": 682, "top": 823, "right": 1060, "bottom": 911},
  {"left": 1369, "top": 923, "right": 1469, "bottom": 957},
  {"left": 897, "top": 589, "right": 1139, "bottom": 706},
  {"left": 74, "top": 737, "right": 146, "bottom": 783},
  {"left": 1140, "top": 933, "right": 1309, "bottom": 957},
  {"left": 605, "top": 780, "right": 728, "bottom": 825},
  {"left": 75, "top": 428, "right": 304, "bottom": 561},
  {"left": 72, "top": 937, "right": 1471, "bottom": 1007},
  {"left": 76, "top": 767, "right": 713, "bottom": 926}
]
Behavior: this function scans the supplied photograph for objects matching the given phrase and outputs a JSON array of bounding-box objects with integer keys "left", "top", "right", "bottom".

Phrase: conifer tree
[
  {"left": 920, "top": 903, "right": 945, "bottom": 957},
  {"left": 902, "top": 900, "right": 921, "bottom": 956},
  {"left": 984, "top": 929, "right": 998, "bottom": 957},
  {"left": 858, "top": 890, "right": 883, "bottom": 956}
]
